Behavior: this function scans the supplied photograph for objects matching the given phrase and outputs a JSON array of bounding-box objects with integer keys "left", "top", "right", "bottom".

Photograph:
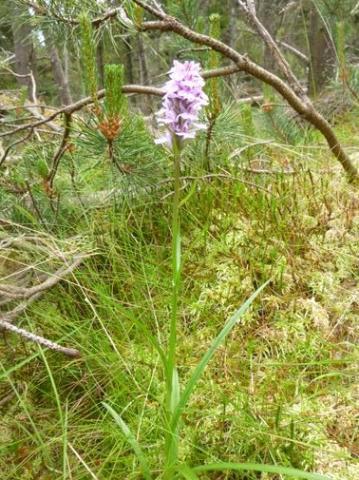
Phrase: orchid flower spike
[{"left": 156, "top": 60, "right": 209, "bottom": 148}]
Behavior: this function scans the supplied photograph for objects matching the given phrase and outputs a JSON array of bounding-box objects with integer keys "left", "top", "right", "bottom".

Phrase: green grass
[{"left": 0, "top": 105, "right": 358, "bottom": 479}]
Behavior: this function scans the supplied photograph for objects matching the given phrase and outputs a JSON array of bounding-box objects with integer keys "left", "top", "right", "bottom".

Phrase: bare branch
[
  {"left": 237, "top": 1, "right": 305, "bottom": 96},
  {"left": 0, "top": 318, "right": 80, "bottom": 357},
  {"left": 0, "top": 231, "right": 90, "bottom": 357},
  {"left": 132, "top": 0, "right": 358, "bottom": 180},
  {"left": 47, "top": 112, "right": 72, "bottom": 189},
  {"left": 0, "top": 85, "right": 161, "bottom": 138},
  {"left": 278, "top": 41, "right": 309, "bottom": 65},
  {"left": 351, "top": 1, "right": 359, "bottom": 15},
  {"left": 0, "top": 254, "right": 86, "bottom": 306},
  {"left": 246, "top": 0, "right": 256, "bottom": 15}
]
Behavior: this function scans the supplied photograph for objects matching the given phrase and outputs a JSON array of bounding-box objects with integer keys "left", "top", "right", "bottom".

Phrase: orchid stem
[{"left": 165, "top": 135, "right": 182, "bottom": 475}]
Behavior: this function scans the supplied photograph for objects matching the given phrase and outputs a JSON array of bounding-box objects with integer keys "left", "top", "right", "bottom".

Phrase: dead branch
[
  {"left": 0, "top": 254, "right": 85, "bottom": 306},
  {"left": 47, "top": 112, "right": 72, "bottom": 189},
  {"left": 278, "top": 41, "right": 309, "bottom": 65},
  {"left": 352, "top": 2, "right": 359, "bottom": 15},
  {"left": 237, "top": 1, "right": 305, "bottom": 96},
  {"left": 133, "top": 0, "right": 358, "bottom": 181},
  {"left": 0, "top": 318, "right": 80, "bottom": 357},
  {"left": 0, "top": 232, "right": 90, "bottom": 357},
  {"left": 0, "top": 67, "right": 67, "bottom": 134}
]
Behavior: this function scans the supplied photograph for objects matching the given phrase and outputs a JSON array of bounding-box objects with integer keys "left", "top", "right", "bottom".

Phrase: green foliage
[
  {"left": 0, "top": 2, "right": 359, "bottom": 479},
  {"left": 133, "top": 4, "right": 144, "bottom": 27},
  {"left": 17, "top": 86, "right": 28, "bottom": 107},
  {"left": 240, "top": 103, "right": 256, "bottom": 139},
  {"left": 257, "top": 104, "right": 312, "bottom": 145},
  {"left": 79, "top": 11, "right": 98, "bottom": 110},
  {"left": 1, "top": 149, "right": 358, "bottom": 477},
  {"left": 167, "top": 0, "right": 200, "bottom": 28},
  {"left": 104, "top": 64, "right": 126, "bottom": 119},
  {"left": 35, "top": 158, "right": 49, "bottom": 179}
]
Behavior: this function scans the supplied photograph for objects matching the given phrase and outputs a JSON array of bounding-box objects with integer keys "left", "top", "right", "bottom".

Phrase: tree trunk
[
  {"left": 48, "top": 43, "right": 73, "bottom": 105},
  {"left": 308, "top": 6, "right": 336, "bottom": 96},
  {"left": 222, "top": 0, "right": 237, "bottom": 49},
  {"left": 137, "top": 34, "right": 152, "bottom": 112},
  {"left": 11, "top": 5, "right": 37, "bottom": 102},
  {"left": 124, "top": 36, "right": 134, "bottom": 84},
  {"left": 96, "top": 40, "right": 105, "bottom": 89}
]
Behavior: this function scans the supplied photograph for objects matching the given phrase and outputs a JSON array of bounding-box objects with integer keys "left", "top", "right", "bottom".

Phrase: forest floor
[{"left": 0, "top": 105, "right": 358, "bottom": 479}]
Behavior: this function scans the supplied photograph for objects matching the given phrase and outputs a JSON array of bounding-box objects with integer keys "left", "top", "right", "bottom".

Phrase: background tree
[{"left": 10, "top": 2, "right": 38, "bottom": 101}]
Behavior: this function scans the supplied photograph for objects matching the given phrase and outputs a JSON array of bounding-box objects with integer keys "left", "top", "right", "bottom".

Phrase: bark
[
  {"left": 137, "top": 34, "right": 152, "bottom": 113},
  {"left": 96, "top": 40, "right": 105, "bottom": 89},
  {"left": 11, "top": 5, "right": 37, "bottom": 101},
  {"left": 223, "top": 1, "right": 237, "bottom": 49},
  {"left": 124, "top": 36, "right": 134, "bottom": 84},
  {"left": 308, "top": 5, "right": 336, "bottom": 96},
  {"left": 48, "top": 43, "right": 73, "bottom": 105}
]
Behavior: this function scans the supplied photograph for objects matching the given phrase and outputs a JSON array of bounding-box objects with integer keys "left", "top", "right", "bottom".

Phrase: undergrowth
[{"left": 0, "top": 104, "right": 358, "bottom": 479}]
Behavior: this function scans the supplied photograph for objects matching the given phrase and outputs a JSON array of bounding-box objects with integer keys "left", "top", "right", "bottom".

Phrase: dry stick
[
  {"left": 0, "top": 318, "right": 80, "bottom": 357},
  {"left": 133, "top": 0, "right": 358, "bottom": 181},
  {"left": 25, "top": 181, "right": 46, "bottom": 226},
  {"left": 2, "top": 65, "right": 60, "bottom": 132},
  {"left": 0, "top": 390, "right": 16, "bottom": 407},
  {"left": 0, "top": 86, "right": 161, "bottom": 139},
  {"left": 3, "top": 67, "right": 38, "bottom": 105},
  {"left": 0, "top": 254, "right": 88, "bottom": 357},
  {"left": 278, "top": 41, "right": 309, "bottom": 65},
  {"left": 237, "top": 1, "right": 305, "bottom": 96},
  {"left": 243, "top": 25, "right": 310, "bottom": 66},
  {"left": 47, "top": 112, "right": 72, "bottom": 189},
  {"left": 0, "top": 254, "right": 86, "bottom": 304},
  {"left": 352, "top": 2, "right": 359, "bottom": 15}
]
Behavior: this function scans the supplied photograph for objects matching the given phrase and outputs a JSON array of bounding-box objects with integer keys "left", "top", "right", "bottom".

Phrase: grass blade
[
  {"left": 193, "top": 462, "right": 331, "bottom": 480},
  {"left": 178, "top": 464, "right": 200, "bottom": 479},
  {"left": 0, "top": 351, "right": 40, "bottom": 380},
  {"left": 171, "top": 280, "right": 270, "bottom": 432},
  {"left": 102, "top": 402, "right": 152, "bottom": 480}
]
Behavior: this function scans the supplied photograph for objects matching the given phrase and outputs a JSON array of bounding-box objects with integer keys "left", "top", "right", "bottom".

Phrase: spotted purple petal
[{"left": 156, "top": 60, "right": 208, "bottom": 148}]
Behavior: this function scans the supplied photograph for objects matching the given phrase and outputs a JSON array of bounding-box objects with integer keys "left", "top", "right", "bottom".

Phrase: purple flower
[{"left": 156, "top": 60, "right": 209, "bottom": 148}]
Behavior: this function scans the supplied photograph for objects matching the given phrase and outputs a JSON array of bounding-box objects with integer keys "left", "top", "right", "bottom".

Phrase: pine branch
[
  {"left": 21, "top": 1, "right": 128, "bottom": 28},
  {"left": 132, "top": 0, "right": 358, "bottom": 181},
  {"left": 0, "top": 68, "right": 241, "bottom": 140}
]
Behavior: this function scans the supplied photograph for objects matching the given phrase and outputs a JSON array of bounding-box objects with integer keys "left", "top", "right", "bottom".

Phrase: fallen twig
[
  {"left": 47, "top": 112, "right": 72, "bottom": 189},
  {"left": 0, "top": 318, "right": 80, "bottom": 357},
  {"left": 0, "top": 232, "right": 91, "bottom": 357}
]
